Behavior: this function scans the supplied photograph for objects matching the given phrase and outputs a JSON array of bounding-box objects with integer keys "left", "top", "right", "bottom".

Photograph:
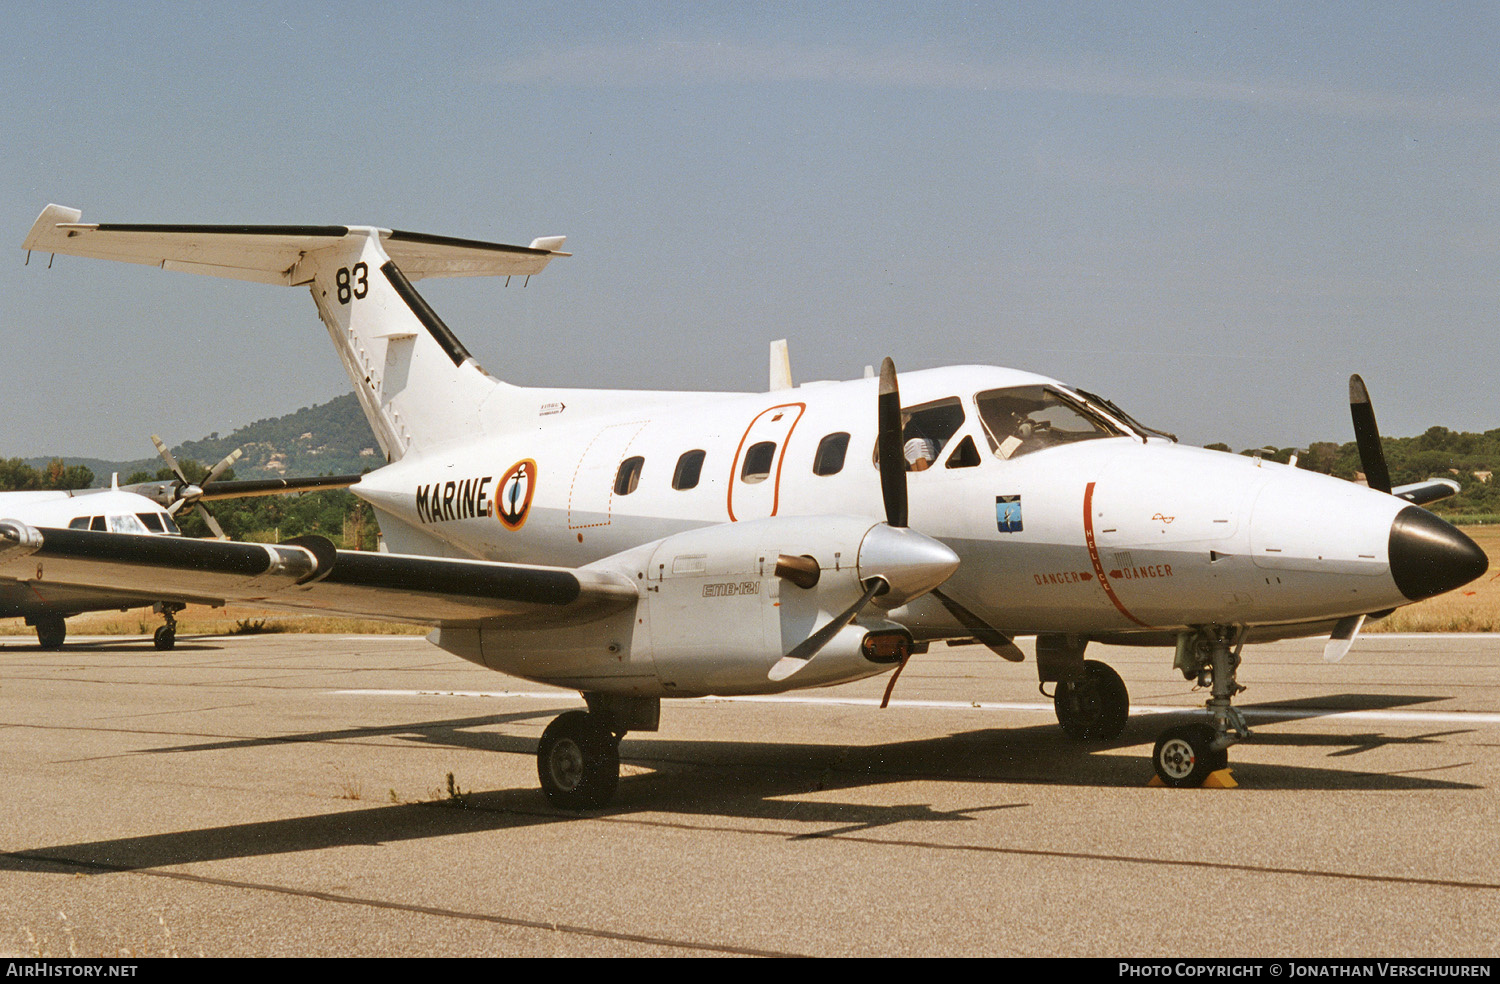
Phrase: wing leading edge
[{"left": 0, "top": 524, "right": 636, "bottom": 628}]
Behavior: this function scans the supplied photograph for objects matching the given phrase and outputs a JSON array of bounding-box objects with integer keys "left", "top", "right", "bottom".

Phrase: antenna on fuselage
[{"left": 770, "top": 339, "right": 793, "bottom": 391}]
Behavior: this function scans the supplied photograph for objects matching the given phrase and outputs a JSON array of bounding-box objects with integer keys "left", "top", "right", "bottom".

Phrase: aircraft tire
[
  {"left": 35, "top": 617, "right": 66, "bottom": 650},
  {"left": 154, "top": 626, "right": 176, "bottom": 651},
  {"left": 1152, "top": 723, "right": 1226, "bottom": 788},
  {"left": 1053, "top": 659, "right": 1129, "bottom": 740},
  {"left": 537, "top": 710, "right": 620, "bottom": 810}
]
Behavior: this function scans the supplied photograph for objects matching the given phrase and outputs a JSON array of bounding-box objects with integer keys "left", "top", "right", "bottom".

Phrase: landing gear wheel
[
  {"left": 1054, "top": 659, "right": 1129, "bottom": 740},
  {"left": 537, "top": 710, "right": 620, "bottom": 810},
  {"left": 1152, "top": 723, "right": 1227, "bottom": 788},
  {"left": 34, "top": 617, "right": 66, "bottom": 650},
  {"left": 153, "top": 626, "right": 176, "bottom": 651}
]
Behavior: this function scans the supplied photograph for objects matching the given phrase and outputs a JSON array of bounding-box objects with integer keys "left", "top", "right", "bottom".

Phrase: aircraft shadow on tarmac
[{"left": 0, "top": 692, "right": 1482, "bottom": 876}]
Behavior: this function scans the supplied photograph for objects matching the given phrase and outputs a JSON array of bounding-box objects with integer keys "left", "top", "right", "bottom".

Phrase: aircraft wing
[
  {"left": 194, "top": 474, "right": 366, "bottom": 502},
  {"left": 22, "top": 204, "right": 568, "bottom": 285},
  {"left": 0, "top": 524, "right": 636, "bottom": 628}
]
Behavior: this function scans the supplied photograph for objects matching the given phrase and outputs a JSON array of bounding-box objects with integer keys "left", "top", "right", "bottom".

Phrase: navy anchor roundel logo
[{"left": 495, "top": 459, "right": 537, "bottom": 531}]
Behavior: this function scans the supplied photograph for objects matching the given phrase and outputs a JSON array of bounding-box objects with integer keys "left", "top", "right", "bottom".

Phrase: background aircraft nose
[{"left": 1388, "top": 506, "right": 1489, "bottom": 601}]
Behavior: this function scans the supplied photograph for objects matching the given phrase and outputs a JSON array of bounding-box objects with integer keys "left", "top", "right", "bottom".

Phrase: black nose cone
[{"left": 1389, "top": 506, "right": 1489, "bottom": 601}]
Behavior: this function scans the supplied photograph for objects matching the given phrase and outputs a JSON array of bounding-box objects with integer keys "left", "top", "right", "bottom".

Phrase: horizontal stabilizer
[{"left": 23, "top": 204, "right": 569, "bottom": 285}]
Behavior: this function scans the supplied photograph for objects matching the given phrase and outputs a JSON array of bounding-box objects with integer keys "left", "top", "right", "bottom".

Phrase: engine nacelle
[{"left": 438, "top": 515, "right": 955, "bottom": 697}]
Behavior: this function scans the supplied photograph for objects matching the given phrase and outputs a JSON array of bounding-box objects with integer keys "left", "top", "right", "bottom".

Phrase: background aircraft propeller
[{"left": 151, "top": 434, "right": 241, "bottom": 539}]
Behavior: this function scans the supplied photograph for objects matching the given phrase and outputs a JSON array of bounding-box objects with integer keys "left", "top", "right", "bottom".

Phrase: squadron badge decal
[
  {"left": 996, "top": 495, "right": 1023, "bottom": 533},
  {"left": 495, "top": 459, "right": 537, "bottom": 531}
]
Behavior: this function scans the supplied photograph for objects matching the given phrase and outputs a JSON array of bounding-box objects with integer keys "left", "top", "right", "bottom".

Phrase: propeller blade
[
  {"left": 1323, "top": 614, "right": 1365, "bottom": 663},
  {"left": 1349, "top": 375, "right": 1392, "bottom": 494},
  {"left": 933, "top": 589, "right": 1025, "bottom": 661},
  {"left": 204, "top": 447, "right": 243, "bottom": 485},
  {"left": 196, "top": 503, "right": 227, "bottom": 540},
  {"left": 768, "top": 577, "right": 886, "bottom": 682},
  {"left": 150, "top": 434, "right": 189, "bottom": 484},
  {"left": 878, "top": 357, "right": 908, "bottom": 528}
]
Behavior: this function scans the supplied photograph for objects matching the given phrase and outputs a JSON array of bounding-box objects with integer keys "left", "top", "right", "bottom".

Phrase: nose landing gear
[{"left": 1152, "top": 626, "right": 1247, "bottom": 787}]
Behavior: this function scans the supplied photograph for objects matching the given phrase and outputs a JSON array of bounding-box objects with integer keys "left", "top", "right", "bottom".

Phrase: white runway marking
[{"left": 332, "top": 689, "right": 1500, "bottom": 726}]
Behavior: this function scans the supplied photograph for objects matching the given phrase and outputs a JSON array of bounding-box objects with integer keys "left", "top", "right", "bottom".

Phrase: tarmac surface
[{"left": 0, "top": 631, "right": 1497, "bottom": 958}]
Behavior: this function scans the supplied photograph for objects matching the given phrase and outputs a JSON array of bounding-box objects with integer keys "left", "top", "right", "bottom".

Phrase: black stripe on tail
[{"left": 380, "top": 260, "right": 475, "bottom": 368}]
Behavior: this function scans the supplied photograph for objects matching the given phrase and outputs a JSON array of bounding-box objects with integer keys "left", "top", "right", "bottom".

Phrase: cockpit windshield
[{"left": 975, "top": 386, "right": 1125, "bottom": 460}]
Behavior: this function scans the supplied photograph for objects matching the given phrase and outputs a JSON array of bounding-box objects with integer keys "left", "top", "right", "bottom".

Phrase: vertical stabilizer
[
  {"left": 21, "top": 205, "right": 570, "bottom": 463},
  {"left": 300, "top": 229, "right": 495, "bottom": 461}
]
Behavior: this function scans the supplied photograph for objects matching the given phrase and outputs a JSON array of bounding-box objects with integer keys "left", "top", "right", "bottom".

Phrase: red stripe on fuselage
[{"left": 1083, "top": 481, "right": 1152, "bottom": 628}]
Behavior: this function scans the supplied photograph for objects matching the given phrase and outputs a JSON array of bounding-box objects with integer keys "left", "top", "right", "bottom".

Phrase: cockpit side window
[
  {"left": 89, "top": 515, "right": 107, "bottom": 532},
  {"left": 137, "top": 512, "right": 165, "bottom": 533},
  {"left": 69, "top": 516, "right": 91, "bottom": 530},
  {"left": 109, "top": 513, "right": 151, "bottom": 535},
  {"left": 975, "top": 386, "right": 1123, "bottom": 460},
  {"left": 873, "top": 397, "right": 967, "bottom": 472}
]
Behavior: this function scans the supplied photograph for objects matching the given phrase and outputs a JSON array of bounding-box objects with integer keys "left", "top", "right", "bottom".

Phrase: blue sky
[{"left": 3, "top": 2, "right": 1497, "bottom": 460}]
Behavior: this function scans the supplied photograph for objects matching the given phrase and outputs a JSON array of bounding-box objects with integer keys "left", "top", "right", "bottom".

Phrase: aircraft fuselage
[{"left": 354, "top": 363, "right": 1464, "bottom": 660}]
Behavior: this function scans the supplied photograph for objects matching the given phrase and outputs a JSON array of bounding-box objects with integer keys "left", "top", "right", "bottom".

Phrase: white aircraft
[
  {"left": 15, "top": 203, "right": 1487, "bottom": 804},
  {"left": 0, "top": 440, "right": 360, "bottom": 649}
]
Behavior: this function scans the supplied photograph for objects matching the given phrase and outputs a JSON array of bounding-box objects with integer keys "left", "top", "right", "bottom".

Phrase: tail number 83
[{"left": 336, "top": 263, "right": 369, "bottom": 304}]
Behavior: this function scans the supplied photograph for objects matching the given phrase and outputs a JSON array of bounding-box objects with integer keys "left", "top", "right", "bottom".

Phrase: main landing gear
[
  {"left": 1151, "top": 626, "right": 1248, "bottom": 787},
  {"left": 536, "top": 694, "right": 659, "bottom": 810},
  {"left": 152, "top": 602, "right": 183, "bottom": 651},
  {"left": 31, "top": 615, "right": 67, "bottom": 650},
  {"left": 1053, "top": 660, "right": 1130, "bottom": 740},
  {"left": 1039, "top": 634, "right": 1131, "bottom": 742}
]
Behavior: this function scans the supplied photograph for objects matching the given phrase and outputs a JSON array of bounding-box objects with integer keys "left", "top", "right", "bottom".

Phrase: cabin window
[
  {"left": 813, "top": 433, "right": 850, "bottom": 476},
  {"left": 137, "top": 512, "right": 166, "bottom": 533},
  {"left": 89, "top": 516, "right": 107, "bottom": 531},
  {"left": 740, "top": 441, "right": 777, "bottom": 483},
  {"left": 614, "top": 456, "right": 645, "bottom": 496},
  {"left": 975, "top": 386, "right": 1123, "bottom": 460},
  {"left": 673, "top": 450, "right": 706, "bottom": 490},
  {"left": 68, "top": 517, "right": 91, "bottom": 530}
]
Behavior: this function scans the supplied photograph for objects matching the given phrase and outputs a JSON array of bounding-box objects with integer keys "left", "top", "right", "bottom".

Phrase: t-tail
[{"left": 22, "top": 204, "right": 569, "bottom": 462}]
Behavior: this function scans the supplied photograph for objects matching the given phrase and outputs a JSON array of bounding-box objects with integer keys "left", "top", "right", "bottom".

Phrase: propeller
[
  {"left": 1328, "top": 374, "right": 1393, "bottom": 662},
  {"left": 1349, "top": 375, "right": 1392, "bottom": 494},
  {"left": 151, "top": 434, "right": 242, "bottom": 539},
  {"left": 769, "top": 577, "right": 887, "bottom": 683},
  {"left": 878, "top": 357, "right": 908, "bottom": 528},
  {"left": 768, "top": 357, "right": 963, "bottom": 683}
]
